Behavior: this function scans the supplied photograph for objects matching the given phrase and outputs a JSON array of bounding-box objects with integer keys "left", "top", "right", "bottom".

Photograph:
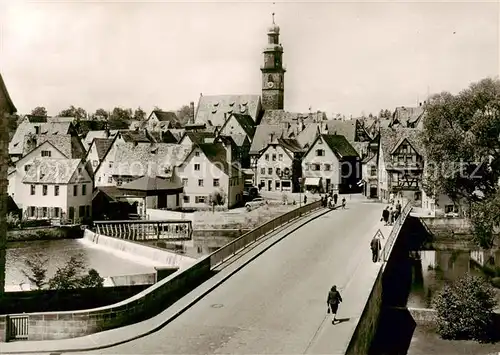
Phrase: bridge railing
[
  {"left": 209, "top": 200, "right": 322, "bottom": 268},
  {"left": 381, "top": 200, "right": 413, "bottom": 262}
]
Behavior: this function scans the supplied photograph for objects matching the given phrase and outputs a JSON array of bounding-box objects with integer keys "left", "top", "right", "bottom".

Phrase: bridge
[{"left": 1, "top": 197, "right": 412, "bottom": 354}]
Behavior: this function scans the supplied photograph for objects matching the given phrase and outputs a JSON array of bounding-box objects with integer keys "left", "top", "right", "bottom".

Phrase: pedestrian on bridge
[
  {"left": 382, "top": 207, "right": 390, "bottom": 225},
  {"left": 371, "top": 235, "right": 382, "bottom": 262},
  {"left": 341, "top": 197, "right": 346, "bottom": 209},
  {"left": 333, "top": 193, "right": 338, "bottom": 205},
  {"left": 327, "top": 285, "right": 343, "bottom": 324}
]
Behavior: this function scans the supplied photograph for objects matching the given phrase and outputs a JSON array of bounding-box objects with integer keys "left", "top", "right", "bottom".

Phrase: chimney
[
  {"left": 269, "top": 133, "right": 275, "bottom": 143},
  {"left": 419, "top": 102, "right": 422, "bottom": 107},
  {"left": 190, "top": 101, "right": 195, "bottom": 124}
]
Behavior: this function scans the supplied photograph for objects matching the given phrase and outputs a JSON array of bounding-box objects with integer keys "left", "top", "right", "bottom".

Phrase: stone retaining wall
[{"left": 0, "top": 256, "right": 213, "bottom": 341}]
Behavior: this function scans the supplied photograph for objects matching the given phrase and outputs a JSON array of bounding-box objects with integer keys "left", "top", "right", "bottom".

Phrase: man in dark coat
[
  {"left": 333, "top": 193, "right": 338, "bottom": 205},
  {"left": 327, "top": 285, "right": 343, "bottom": 324},
  {"left": 382, "top": 207, "right": 390, "bottom": 225},
  {"left": 371, "top": 235, "right": 382, "bottom": 262}
]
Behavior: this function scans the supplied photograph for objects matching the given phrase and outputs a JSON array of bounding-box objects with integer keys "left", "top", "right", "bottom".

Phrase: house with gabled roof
[
  {"left": 145, "top": 110, "right": 183, "bottom": 131},
  {"left": 82, "top": 129, "right": 120, "bottom": 149},
  {"left": 174, "top": 141, "right": 244, "bottom": 209},
  {"left": 377, "top": 127, "right": 425, "bottom": 203},
  {"left": 194, "top": 94, "right": 262, "bottom": 128},
  {"left": 19, "top": 158, "right": 92, "bottom": 222},
  {"left": 219, "top": 113, "right": 256, "bottom": 142},
  {"left": 255, "top": 134, "right": 303, "bottom": 193},
  {"left": 361, "top": 153, "right": 378, "bottom": 198},
  {"left": 85, "top": 138, "right": 114, "bottom": 174},
  {"left": 389, "top": 104, "right": 427, "bottom": 129},
  {"left": 178, "top": 131, "right": 217, "bottom": 148},
  {"left": 302, "top": 134, "right": 360, "bottom": 194}
]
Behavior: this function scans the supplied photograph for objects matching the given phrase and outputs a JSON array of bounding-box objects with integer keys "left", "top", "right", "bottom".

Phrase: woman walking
[{"left": 327, "top": 285, "right": 343, "bottom": 324}]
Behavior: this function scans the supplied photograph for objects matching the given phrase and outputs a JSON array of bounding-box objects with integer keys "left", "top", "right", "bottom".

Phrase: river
[{"left": 6, "top": 239, "right": 156, "bottom": 290}]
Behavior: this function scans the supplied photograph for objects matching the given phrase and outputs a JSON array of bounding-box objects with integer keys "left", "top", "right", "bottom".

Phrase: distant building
[{"left": 302, "top": 134, "right": 361, "bottom": 194}]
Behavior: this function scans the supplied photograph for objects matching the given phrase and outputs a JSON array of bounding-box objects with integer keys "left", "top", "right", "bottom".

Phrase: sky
[{"left": 0, "top": 0, "right": 498, "bottom": 118}]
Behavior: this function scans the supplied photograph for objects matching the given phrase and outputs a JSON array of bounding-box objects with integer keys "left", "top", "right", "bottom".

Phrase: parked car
[
  {"left": 245, "top": 197, "right": 266, "bottom": 211},
  {"left": 444, "top": 211, "right": 459, "bottom": 218},
  {"left": 243, "top": 185, "right": 259, "bottom": 199}
]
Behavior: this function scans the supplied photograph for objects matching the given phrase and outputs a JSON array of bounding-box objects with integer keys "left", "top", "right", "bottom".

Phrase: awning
[{"left": 304, "top": 177, "right": 321, "bottom": 186}]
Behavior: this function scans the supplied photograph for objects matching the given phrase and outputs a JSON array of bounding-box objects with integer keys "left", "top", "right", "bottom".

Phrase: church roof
[
  {"left": 261, "top": 110, "right": 327, "bottom": 125},
  {"left": 195, "top": 95, "right": 261, "bottom": 127},
  {"left": 0, "top": 73, "right": 16, "bottom": 113}
]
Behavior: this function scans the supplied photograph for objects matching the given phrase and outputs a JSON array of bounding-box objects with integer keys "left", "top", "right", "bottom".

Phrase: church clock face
[{"left": 267, "top": 81, "right": 274, "bottom": 88}]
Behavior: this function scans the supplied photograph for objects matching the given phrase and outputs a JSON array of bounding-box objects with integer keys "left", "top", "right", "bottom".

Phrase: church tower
[{"left": 261, "top": 13, "right": 285, "bottom": 110}]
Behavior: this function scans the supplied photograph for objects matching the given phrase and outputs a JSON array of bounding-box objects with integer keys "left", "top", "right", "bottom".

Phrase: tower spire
[{"left": 272, "top": 12, "right": 275, "bottom": 24}]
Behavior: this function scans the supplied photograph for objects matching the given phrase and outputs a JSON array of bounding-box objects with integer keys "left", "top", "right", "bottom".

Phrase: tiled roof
[
  {"left": 297, "top": 122, "right": 322, "bottom": 148},
  {"left": 321, "top": 134, "right": 359, "bottom": 158},
  {"left": 278, "top": 138, "right": 303, "bottom": 153},
  {"left": 231, "top": 113, "right": 256, "bottom": 138},
  {"left": 390, "top": 106, "right": 426, "bottom": 128},
  {"left": 46, "top": 117, "right": 76, "bottom": 123},
  {"left": 379, "top": 127, "right": 425, "bottom": 167},
  {"left": 198, "top": 143, "right": 241, "bottom": 177},
  {"left": 159, "top": 130, "right": 179, "bottom": 144},
  {"left": 112, "top": 142, "right": 192, "bottom": 177},
  {"left": 83, "top": 130, "right": 119, "bottom": 147},
  {"left": 250, "top": 124, "right": 291, "bottom": 154},
  {"left": 183, "top": 131, "right": 216, "bottom": 145},
  {"left": 119, "top": 176, "right": 182, "bottom": 192},
  {"left": 151, "top": 110, "right": 179, "bottom": 123},
  {"left": 22, "top": 158, "right": 82, "bottom": 184},
  {"left": 119, "top": 130, "right": 154, "bottom": 143},
  {"left": 362, "top": 152, "right": 376, "bottom": 164},
  {"left": 168, "top": 129, "right": 185, "bottom": 142},
  {"left": 93, "top": 138, "right": 114, "bottom": 160},
  {"left": 326, "top": 120, "right": 356, "bottom": 142},
  {"left": 229, "top": 134, "right": 248, "bottom": 147},
  {"left": 195, "top": 95, "right": 261, "bottom": 127},
  {"left": 352, "top": 141, "right": 370, "bottom": 158},
  {"left": 0, "top": 73, "right": 16, "bottom": 113},
  {"left": 261, "top": 110, "right": 327, "bottom": 125},
  {"left": 22, "top": 134, "right": 73, "bottom": 158},
  {"left": 9, "top": 121, "right": 73, "bottom": 155}
]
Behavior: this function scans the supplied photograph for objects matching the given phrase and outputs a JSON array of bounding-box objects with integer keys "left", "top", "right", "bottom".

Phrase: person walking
[
  {"left": 327, "top": 285, "right": 343, "bottom": 324},
  {"left": 341, "top": 197, "right": 346, "bottom": 209},
  {"left": 389, "top": 207, "right": 395, "bottom": 225},
  {"left": 370, "top": 235, "right": 382, "bottom": 262},
  {"left": 396, "top": 200, "right": 402, "bottom": 215},
  {"left": 304, "top": 195, "right": 307, "bottom": 205},
  {"left": 333, "top": 193, "right": 338, "bottom": 206},
  {"left": 382, "top": 206, "right": 390, "bottom": 225}
]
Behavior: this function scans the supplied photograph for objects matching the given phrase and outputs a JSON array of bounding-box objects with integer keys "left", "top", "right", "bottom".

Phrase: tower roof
[{"left": 268, "top": 13, "right": 280, "bottom": 34}]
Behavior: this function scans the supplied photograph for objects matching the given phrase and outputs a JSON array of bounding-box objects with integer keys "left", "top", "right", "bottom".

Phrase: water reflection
[
  {"left": 408, "top": 250, "right": 500, "bottom": 308},
  {"left": 6, "top": 239, "right": 155, "bottom": 290}
]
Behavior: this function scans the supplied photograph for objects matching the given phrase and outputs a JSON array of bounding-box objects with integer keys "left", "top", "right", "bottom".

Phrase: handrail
[
  {"left": 209, "top": 200, "right": 322, "bottom": 268},
  {"left": 381, "top": 200, "right": 413, "bottom": 261}
]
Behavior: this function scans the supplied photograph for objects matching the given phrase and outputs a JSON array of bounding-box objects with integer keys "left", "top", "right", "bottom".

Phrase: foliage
[
  {"left": 93, "top": 108, "right": 109, "bottom": 120},
  {"left": 422, "top": 78, "right": 500, "bottom": 248},
  {"left": 108, "top": 107, "right": 133, "bottom": 129},
  {"left": 22, "top": 253, "right": 49, "bottom": 289},
  {"left": 6, "top": 212, "right": 20, "bottom": 229},
  {"left": 177, "top": 105, "right": 193, "bottom": 126},
  {"left": 210, "top": 189, "right": 227, "bottom": 206},
  {"left": 378, "top": 109, "right": 392, "bottom": 119},
  {"left": 282, "top": 193, "right": 289, "bottom": 204},
  {"left": 433, "top": 274, "right": 497, "bottom": 342},
  {"left": 58, "top": 105, "right": 87, "bottom": 120},
  {"left": 134, "top": 107, "right": 147, "bottom": 121},
  {"left": 31, "top": 106, "right": 47, "bottom": 117},
  {"left": 23, "top": 253, "right": 104, "bottom": 290}
]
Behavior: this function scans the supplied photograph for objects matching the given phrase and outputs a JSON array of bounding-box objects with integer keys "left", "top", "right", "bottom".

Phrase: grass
[{"left": 407, "top": 324, "right": 500, "bottom": 355}]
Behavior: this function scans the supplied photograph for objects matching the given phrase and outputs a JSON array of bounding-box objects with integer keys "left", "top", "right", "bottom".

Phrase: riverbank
[{"left": 7, "top": 225, "right": 82, "bottom": 242}]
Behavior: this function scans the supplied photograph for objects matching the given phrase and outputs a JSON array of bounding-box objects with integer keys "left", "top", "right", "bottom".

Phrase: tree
[
  {"left": 433, "top": 274, "right": 497, "bottom": 342},
  {"left": 421, "top": 78, "right": 500, "bottom": 248},
  {"left": 134, "top": 107, "right": 147, "bottom": 121},
  {"left": 93, "top": 108, "right": 109, "bottom": 120},
  {"left": 177, "top": 105, "right": 193, "bottom": 126},
  {"left": 209, "top": 189, "right": 227, "bottom": 212},
  {"left": 108, "top": 107, "right": 133, "bottom": 129},
  {"left": 31, "top": 106, "right": 47, "bottom": 117},
  {"left": 58, "top": 105, "right": 87, "bottom": 120},
  {"left": 22, "top": 253, "right": 48, "bottom": 290}
]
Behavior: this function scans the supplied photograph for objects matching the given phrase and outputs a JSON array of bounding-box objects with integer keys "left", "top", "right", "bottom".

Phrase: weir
[{"left": 93, "top": 219, "right": 192, "bottom": 241}]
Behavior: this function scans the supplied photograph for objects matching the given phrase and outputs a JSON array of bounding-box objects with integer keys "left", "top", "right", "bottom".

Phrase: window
[
  {"left": 282, "top": 181, "right": 291, "bottom": 188},
  {"left": 34, "top": 126, "right": 40, "bottom": 134},
  {"left": 82, "top": 184, "right": 87, "bottom": 195},
  {"left": 108, "top": 177, "right": 113, "bottom": 183},
  {"left": 312, "top": 164, "right": 321, "bottom": 171},
  {"left": 370, "top": 166, "right": 377, "bottom": 176},
  {"left": 194, "top": 164, "right": 200, "bottom": 171},
  {"left": 316, "top": 149, "right": 325, "bottom": 156},
  {"left": 54, "top": 207, "right": 60, "bottom": 217},
  {"left": 41, "top": 150, "right": 51, "bottom": 157},
  {"left": 276, "top": 167, "right": 281, "bottom": 175},
  {"left": 117, "top": 178, "right": 123, "bottom": 186},
  {"left": 24, "top": 164, "right": 32, "bottom": 172},
  {"left": 85, "top": 205, "right": 90, "bottom": 217},
  {"left": 265, "top": 154, "right": 269, "bottom": 161},
  {"left": 279, "top": 154, "right": 283, "bottom": 161},
  {"left": 54, "top": 185, "right": 59, "bottom": 196},
  {"left": 272, "top": 154, "right": 277, "bottom": 161},
  {"left": 183, "top": 195, "right": 190, "bottom": 203},
  {"left": 29, "top": 206, "right": 35, "bottom": 217},
  {"left": 260, "top": 168, "right": 265, "bottom": 175},
  {"left": 42, "top": 185, "right": 47, "bottom": 196},
  {"left": 195, "top": 196, "right": 206, "bottom": 203},
  {"left": 182, "top": 178, "right": 188, "bottom": 186},
  {"left": 79, "top": 206, "right": 85, "bottom": 218},
  {"left": 324, "top": 164, "right": 331, "bottom": 171},
  {"left": 406, "top": 156, "right": 413, "bottom": 164},
  {"left": 73, "top": 185, "right": 78, "bottom": 196},
  {"left": 93, "top": 160, "right": 98, "bottom": 167},
  {"left": 195, "top": 151, "right": 200, "bottom": 157},
  {"left": 109, "top": 161, "right": 114, "bottom": 168},
  {"left": 260, "top": 180, "right": 265, "bottom": 188},
  {"left": 42, "top": 207, "right": 47, "bottom": 218},
  {"left": 98, "top": 177, "right": 101, "bottom": 182},
  {"left": 30, "top": 185, "right": 35, "bottom": 195},
  {"left": 275, "top": 181, "right": 280, "bottom": 189},
  {"left": 213, "top": 179, "right": 220, "bottom": 187},
  {"left": 198, "top": 179, "right": 204, "bottom": 187},
  {"left": 402, "top": 144, "right": 408, "bottom": 153},
  {"left": 268, "top": 168, "right": 273, "bottom": 175},
  {"left": 304, "top": 163, "right": 309, "bottom": 171}
]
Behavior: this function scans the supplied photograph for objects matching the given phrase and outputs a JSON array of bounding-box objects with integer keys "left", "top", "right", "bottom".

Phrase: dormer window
[
  {"left": 229, "top": 102, "right": 235, "bottom": 106},
  {"left": 34, "top": 126, "right": 40, "bottom": 134},
  {"left": 151, "top": 147, "right": 158, "bottom": 154}
]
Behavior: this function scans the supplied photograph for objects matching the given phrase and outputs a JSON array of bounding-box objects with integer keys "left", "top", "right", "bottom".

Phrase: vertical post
[
  {"left": 157, "top": 222, "right": 160, "bottom": 239},
  {"left": 96, "top": 224, "right": 101, "bottom": 235}
]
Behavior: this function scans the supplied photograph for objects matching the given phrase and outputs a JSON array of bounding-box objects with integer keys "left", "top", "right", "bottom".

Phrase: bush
[{"left": 433, "top": 274, "right": 497, "bottom": 342}]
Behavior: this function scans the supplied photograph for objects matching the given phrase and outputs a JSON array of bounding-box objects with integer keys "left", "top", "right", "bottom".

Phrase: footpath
[{"left": 2, "top": 205, "right": 334, "bottom": 354}]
